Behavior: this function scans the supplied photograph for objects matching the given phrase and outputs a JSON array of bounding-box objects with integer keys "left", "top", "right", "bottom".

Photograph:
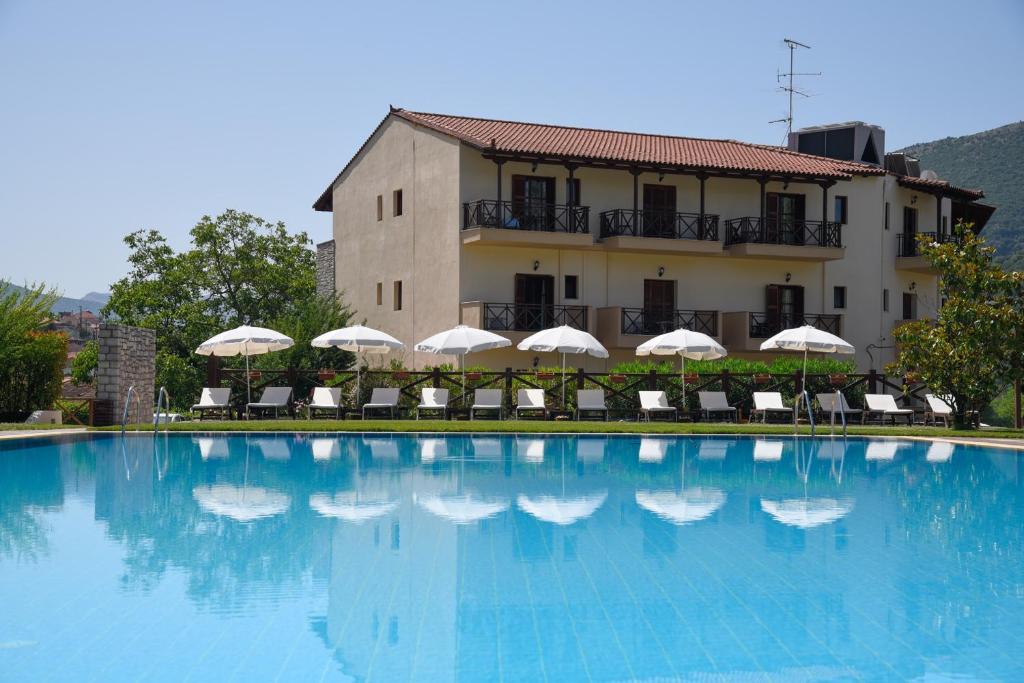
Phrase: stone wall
[
  {"left": 316, "top": 239, "right": 336, "bottom": 298},
  {"left": 94, "top": 323, "right": 156, "bottom": 426}
]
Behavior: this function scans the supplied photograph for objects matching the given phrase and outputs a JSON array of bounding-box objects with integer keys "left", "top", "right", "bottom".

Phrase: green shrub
[
  {"left": 0, "top": 331, "right": 67, "bottom": 416},
  {"left": 71, "top": 340, "right": 98, "bottom": 386},
  {"left": 156, "top": 352, "right": 204, "bottom": 412}
]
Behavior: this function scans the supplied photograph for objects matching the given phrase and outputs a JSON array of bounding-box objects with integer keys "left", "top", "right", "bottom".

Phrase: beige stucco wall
[
  {"left": 331, "top": 117, "right": 462, "bottom": 369},
  {"left": 330, "top": 122, "right": 938, "bottom": 372}
]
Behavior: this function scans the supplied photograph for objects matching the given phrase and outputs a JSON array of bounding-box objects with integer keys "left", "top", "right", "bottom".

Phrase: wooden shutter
[
  {"left": 792, "top": 286, "right": 805, "bottom": 319},
  {"left": 765, "top": 284, "right": 781, "bottom": 323},
  {"left": 794, "top": 194, "right": 806, "bottom": 220},
  {"left": 766, "top": 193, "right": 780, "bottom": 220},
  {"left": 514, "top": 274, "right": 527, "bottom": 305}
]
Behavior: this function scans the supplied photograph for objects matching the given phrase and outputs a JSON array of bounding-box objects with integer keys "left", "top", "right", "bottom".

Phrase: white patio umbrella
[
  {"left": 415, "top": 493, "right": 509, "bottom": 524},
  {"left": 759, "top": 325, "right": 854, "bottom": 429},
  {"left": 517, "top": 325, "right": 609, "bottom": 408},
  {"left": 193, "top": 484, "right": 291, "bottom": 522},
  {"left": 636, "top": 328, "right": 727, "bottom": 407},
  {"left": 415, "top": 325, "right": 511, "bottom": 405},
  {"left": 311, "top": 325, "right": 405, "bottom": 404},
  {"left": 195, "top": 325, "right": 294, "bottom": 405},
  {"left": 309, "top": 493, "right": 398, "bottom": 522}
]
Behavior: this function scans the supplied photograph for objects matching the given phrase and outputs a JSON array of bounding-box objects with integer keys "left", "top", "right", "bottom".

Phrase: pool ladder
[
  {"left": 121, "top": 385, "right": 141, "bottom": 435},
  {"left": 153, "top": 386, "right": 171, "bottom": 433}
]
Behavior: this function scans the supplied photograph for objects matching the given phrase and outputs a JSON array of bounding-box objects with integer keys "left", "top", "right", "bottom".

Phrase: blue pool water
[{"left": 1, "top": 433, "right": 1022, "bottom": 682}]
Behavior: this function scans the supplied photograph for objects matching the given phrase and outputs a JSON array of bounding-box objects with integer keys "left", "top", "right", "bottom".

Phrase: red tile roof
[
  {"left": 895, "top": 174, "right": 984, "bottom": 201},
  {"left": 314, "top": 107, "right": 886, "bottom": 211}
]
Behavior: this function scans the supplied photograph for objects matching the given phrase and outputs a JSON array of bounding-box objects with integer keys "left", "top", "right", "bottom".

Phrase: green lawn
[
  {"left": 101, "top": 419, "right": 1024, "bottom": 439},
  {"left": 0, "top": 422, "right": 81, "bottom": 431}
]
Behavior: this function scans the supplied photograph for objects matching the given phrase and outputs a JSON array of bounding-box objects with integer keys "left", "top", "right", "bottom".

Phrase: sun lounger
[
  {"left": 416, "top": 388, "right": 449, "bottom": 420},
  {"left": 638, "top": 391, "right": 677, "bottom": 422},
  {"left": 576, "top": 389, "right": 608, "bottom": 421},
  {"left": 191, "top": 388, "right": 231, "bottom": 420},
  {"left": 816, "top": 392, "right": 863, "bottom": 424},
  {"left": 698, "top": 391, "right": 737, "bottom": 422},
  {"left": 470, "top": 389, "right": 503, "bottom": 420},
  {"left": 515, "top": 389, "right": 548, "bottom": 419},
  {"left": 246, "top": 386, "right": 293, "bottom": 419},
  {"left": 864, "top": 393, "right": 915, "bottom": 425},
  {"left": 750, "top": 392, "right": 793, "bottom": 424},
  {"left": 924, "top": 394, "right": 953, "bottom": 428},
  {"left": 307, "top": 387, "right": 342, "bottom": 419},
  {"left": 362, "top": 388, "right": 400, "bottom": 419}
]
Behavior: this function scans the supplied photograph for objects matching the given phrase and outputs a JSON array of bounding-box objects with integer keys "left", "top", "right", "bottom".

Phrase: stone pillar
[
  {"left": 94, "top": 323, "right": 156, "bottom": 426},
  {"left": 316, "top": 239, "right": 336, "bottom": 298}
]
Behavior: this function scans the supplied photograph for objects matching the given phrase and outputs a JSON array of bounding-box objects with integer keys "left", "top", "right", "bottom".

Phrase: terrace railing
[
  {"left": 621, "top": 308, "right": 718, "bottom": 337},
  {"left": 724, "top": 217, "right": 842, "bottom": 248},
  {"left": 483, "top": 302, "right": 588, "bottom": 332},
  {"left": 599, "top": 209, "right": 719, "bottom": 241},
  {"left": 896, "top": 231, "right": 959, "bottom": 257},
  {"left": 749, "top": 313, "right": 841, "bottom": 339},
  {"left": 463, "top": 199, "right": 590, "bottom": 233}
]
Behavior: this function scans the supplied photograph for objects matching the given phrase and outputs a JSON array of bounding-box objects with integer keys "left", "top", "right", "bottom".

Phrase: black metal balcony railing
[
  {"left": 724, "top": 217, "right": 842, "bottom": 248},
  {"left": 749, "top": 313, "right": 842, "bottom": 339},
  {"left": 599, "top": 209, "right": 719, "bottom": 241},
  {"left": 896, "top": 231, "right": 959, "bottom": 257},
  {"left": 483, "top": 303, "right": 588, "bottom": 332},
  {"left": 463, "top": 199, "right": 590, "bottom": 233},
  {"left": 621, "top": 308, "right": 718, "bottom": 337}
]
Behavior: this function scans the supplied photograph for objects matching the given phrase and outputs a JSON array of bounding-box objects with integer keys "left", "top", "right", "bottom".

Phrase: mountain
[
  {"left": 1, "top": 283, "right": 111, "bottom": 314},
  {"left": 898, "top": 121, "right": 1024, "bottom": 271}
]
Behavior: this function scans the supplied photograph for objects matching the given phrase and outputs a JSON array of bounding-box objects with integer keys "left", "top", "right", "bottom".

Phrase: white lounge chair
[
  {"left": 698, "top": 391, "right": 737, "bottom": 422},
  {"left": 416, "top": 388, "right": 449, "bottom": 420},
  {"left": 753, "top": 439, "right": 783, "bottom": 462},
  {"left": 191, "top": 388, "right": 231, "bottom": 420},
  {"left": 307, "top": 387, "right": 342, "bottom": 419},
  {"left": 470, "top": 389, "right": 503, "bottom": 420},
  {"left": 362, "top": 388, "right": 400, "bottom": 419},
  {"left": 864, "top": 393, "right": 915, "bottom": 425},
  {"left": 515, "top": 389, "right": 548, "bottom": 419},
  {"left": 816, "top": 393, "right": 863, "bottom": 424},
  {"left": 576, "top": 389, "right": 608, "bottom": 421},
  {"left": 751, "top": 392, "right": 793, "bottom": 424},
  {"left": 925, "top": 394, "right": 953, "bottom": 427},
  {"left": 246, "top": 386, "right": 293, "bottom": 419},
  {"left": 638, "top": 391, "right": 677, "bottom": 422}
]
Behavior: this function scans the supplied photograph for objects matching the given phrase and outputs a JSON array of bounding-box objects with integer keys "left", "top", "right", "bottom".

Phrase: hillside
[
  {"left": 1, "top": 283, "right": 111, "bottom": 314},
  {"left": 898, "top": 121, "right": 1024, "bottom": 271}
]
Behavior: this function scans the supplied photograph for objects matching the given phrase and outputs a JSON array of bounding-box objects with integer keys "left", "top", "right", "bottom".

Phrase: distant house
[{"left": 313, "top": 107, "right": 992, "bottom": 370}]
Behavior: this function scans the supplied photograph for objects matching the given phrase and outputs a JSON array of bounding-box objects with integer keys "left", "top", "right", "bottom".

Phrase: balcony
[
  {"left": 461, "top": 301, "right": 592, "bottom": 344},
  {"left": 722, "top": 312, "right": 842, "bottom": 352},
  {"left": 723, "top": 217, "right": 844, "bottom": 261},
  {"left": 461, "top": 199, "right": 593, "bottom": 249},
  {"left": 598, "top": 209, "right": 722, "bottom": 256},
  {"left": 896, "top": 232, "right": 957, "bottom": 273},
  {"left": 596, "top": 306, "right": 720, "bottom": 349}
]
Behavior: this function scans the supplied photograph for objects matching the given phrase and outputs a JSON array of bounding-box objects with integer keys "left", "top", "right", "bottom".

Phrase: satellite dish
[{"left": 920, "top": 169, "right": 939, "bottom": 180}]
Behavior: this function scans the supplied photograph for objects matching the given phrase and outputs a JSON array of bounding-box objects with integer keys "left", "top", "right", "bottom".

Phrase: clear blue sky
[{"left": 2, "top": 0, "right": 1021, "bottom": 295}]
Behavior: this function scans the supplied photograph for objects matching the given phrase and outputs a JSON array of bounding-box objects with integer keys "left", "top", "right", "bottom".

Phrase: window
[
  {"left": 833, "top": 286, "right": 847, "bottom": 309},
  {"left": 883, "top": 288, "right": 889, "bottom": 313},
  {"left": 393, "top": 281, "right": 402, "bottom": 311},
  {"left": 564, "top": 275, "right": 578, "bottom": 300},
  {"left": 902, "top": 292, "right": 917, "bottom": 321},
  {"left": 393, "top": 189, "right": 403, "bottom": 217},
  {"left": 376, "top": 282, "right": 382, "bottom": 306},
  {"left": 834, "top": 196, "right": 848, "bottom": 225},
  {"left": 903, "top": 206, "right": 917, "bottom": 233},
  {"left": 376, "top": 195, "right": 383, "bottom": 221},
  {"left": 884, "top": 202, "right": 890, "bottom": 230}
]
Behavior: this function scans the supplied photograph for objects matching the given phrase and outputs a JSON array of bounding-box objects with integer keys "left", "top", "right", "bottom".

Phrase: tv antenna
[{"left": 770, "top": 38, "right": 820, "bottom": 141}]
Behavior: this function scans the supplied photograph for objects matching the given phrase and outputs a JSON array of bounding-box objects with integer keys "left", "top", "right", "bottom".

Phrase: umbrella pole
[
  {"left": 356, "top": 367, "right": 361, "bottom": 408},
  {"left": 561, "top": 352, "right": 566, "bottom": 410},
  {"left": 681, "top": 354, "right": 686, "bottom": 413},
  {"left": 799, "top": 348, "right": 808, "bottom": 435},
  {"left": 245, "top": 345, "right": 251, "bottom": 413},
  {"left": 462, "top": 353, "right": 466, "bottom": 407}
]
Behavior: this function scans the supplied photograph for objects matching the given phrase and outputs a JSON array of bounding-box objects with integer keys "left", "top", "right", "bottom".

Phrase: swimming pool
[{"left": 1, "top": 433, "right": 1021, "bottom": 681}]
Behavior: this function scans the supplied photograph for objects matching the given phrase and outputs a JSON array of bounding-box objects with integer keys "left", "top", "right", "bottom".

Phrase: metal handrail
[
  {"left": 121, "top": 385, "right": 141, "bottom": 434},
  {"left": 154, "top": 386, "right": 171, "bottom": 433}
]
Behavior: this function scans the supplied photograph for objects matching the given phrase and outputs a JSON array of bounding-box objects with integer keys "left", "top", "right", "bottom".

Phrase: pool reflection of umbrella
[
  {"left": 517, "top": 491, "right": 607, "bottom": 526},
  {"left": 193, "top": 484, "right": 291, "bottom": 522},
  {"left": 760, "top": 497, "right": 854, "bottom": 529},
  {"left": 415, "top": 493, "right": 508, "bottom": 524},
  {"left": 309, "top": 493, "right": 398, "bottom": 522},
  {"left": 635, "top": 488, "right": 726, "bottom": 525}
]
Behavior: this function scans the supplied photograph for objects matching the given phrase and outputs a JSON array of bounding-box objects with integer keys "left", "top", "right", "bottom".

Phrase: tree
[
  {"left": 889, "top": 224, "right": 1024, "bottom": 428},
  {"left": 104, "top": 210, "right": 353, "bottom": 409},
  {"left": 0, "top": 282, "right": 66, "bottom": 416},
  {"left": 71, "top": 340, "right": 98, "bottom": 386}
]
